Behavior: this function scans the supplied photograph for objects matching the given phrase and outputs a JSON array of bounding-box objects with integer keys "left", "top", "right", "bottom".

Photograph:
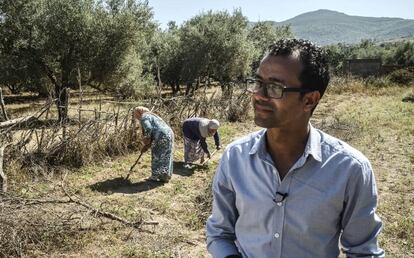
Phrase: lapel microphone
[{"left": 273, "top": 192, "right": 288, "bottom": 203}]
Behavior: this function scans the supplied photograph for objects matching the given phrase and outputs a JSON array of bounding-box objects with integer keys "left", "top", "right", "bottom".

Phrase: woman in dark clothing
[{"left": 182, "top": 117, "right": 221, "bottom": 165}]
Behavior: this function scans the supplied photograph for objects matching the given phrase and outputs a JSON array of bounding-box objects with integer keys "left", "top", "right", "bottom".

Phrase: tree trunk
[
  {"left": 56, "top": 49, "right": 73, "bottom": 123},
  {"left": 221, "top": 82, "right": 232, "bottom": 98},
  {"left": 170, "top": 84, "right": 176, "bottom": 96},
  {"left": 185, "top": 82, "right": 193, "bottom": 96},
  {"left": 195, "top": 77, "right": 200, "bottom": 90},
  {"left": 77, "top": 67, "right": 83, "bottom": 125},
  {"left": 55, "top": 84, "right": 69, "bottom": 123},
  {"left": 57, "top": 63, "right": 70, "bottom": 123},
  {"left": 175, "top": 82, "right": 181, "bottom": 95},
  {"left": 0, "top": 87, "right": 9, "bottom": 122},
  {"left": 157, "top": 59, "right": 162, "bottom": 87},
  {"left": 155, "top": 57, "right": 162, "bottom": 99},
  {"left": 0, "top": 145, "right": 7, "bottom": 192}
]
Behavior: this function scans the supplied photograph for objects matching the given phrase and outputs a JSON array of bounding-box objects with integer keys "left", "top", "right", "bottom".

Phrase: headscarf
[
  {"left": 199, "top": 118, "right": 220, "bottom": 138},
  {"left": 134, "top": 106, "right": 150, "bottom": 114},
  {"left": 134, "top": 106, "right": 167, "bottom": 128},
  {"left": 209, "top": 119, "right": 220, "bottom": 130}
]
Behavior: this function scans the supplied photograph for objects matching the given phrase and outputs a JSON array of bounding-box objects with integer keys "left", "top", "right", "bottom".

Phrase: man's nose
[{"left": 252, "top": 87, "right": 270, "bottom": 101}]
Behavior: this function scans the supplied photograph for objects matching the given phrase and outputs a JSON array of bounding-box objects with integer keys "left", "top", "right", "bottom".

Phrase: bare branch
[{"left": 60, "top": 183, "right": 158, "bottom": 228}]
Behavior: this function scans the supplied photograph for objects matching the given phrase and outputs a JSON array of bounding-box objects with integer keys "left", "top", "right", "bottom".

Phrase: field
[{"left": 1, "top": 80, "right": 413, "bottom": 257}]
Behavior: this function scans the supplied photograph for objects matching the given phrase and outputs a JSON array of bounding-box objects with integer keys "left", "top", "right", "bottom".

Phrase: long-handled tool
[
  {"left": 124, "top": 151, "right": 144, "bottom": 180},
  {"left": 201, "top": 149, "right": 218, "bottom": 166}
]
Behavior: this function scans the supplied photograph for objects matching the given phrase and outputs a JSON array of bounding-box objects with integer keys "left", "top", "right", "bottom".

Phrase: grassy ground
[
  {"left": 317, "top": 86, "right": 414, "bottom": 257},
  {"left": 2, "top": 83, "right": 414, "bottom": 257}
]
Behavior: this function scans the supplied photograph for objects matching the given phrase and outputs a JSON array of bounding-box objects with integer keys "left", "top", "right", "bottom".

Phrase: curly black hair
[{"left": 267, "top": 38, "right": 330, "bottom": 98}]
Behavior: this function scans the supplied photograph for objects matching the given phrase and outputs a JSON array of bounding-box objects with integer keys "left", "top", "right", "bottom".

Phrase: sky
[{"left": 148, "top": 0, "right": 414, "bottom": 29}]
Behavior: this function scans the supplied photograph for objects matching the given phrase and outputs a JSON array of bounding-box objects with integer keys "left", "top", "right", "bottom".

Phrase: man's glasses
[{"left": 246, "top": 78, "right": 313, "bottom": 99}]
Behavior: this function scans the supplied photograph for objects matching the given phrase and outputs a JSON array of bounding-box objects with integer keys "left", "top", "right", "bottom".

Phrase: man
[
  {"left": 182, "top": 117, "right": 221, "bottom": 165},
  {"left": 206, "top": 39, "right": 384, "bottom": 258}
]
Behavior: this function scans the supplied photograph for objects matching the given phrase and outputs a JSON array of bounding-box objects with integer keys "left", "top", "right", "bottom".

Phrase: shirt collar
[
  {"left": 248, "top": 129, "right": 267, "bottom": 155},
  {"left": 304, "top": 124, "right": 322, "bottom": 162},
  {"left": 248, "top": 124, "right": 322, "bottom": 163}
]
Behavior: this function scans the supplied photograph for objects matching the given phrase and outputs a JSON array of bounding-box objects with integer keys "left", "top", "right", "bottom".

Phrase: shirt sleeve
[
  {"left": 206, "top": 151, "right": 241, "bottom": 258},
  {"left": 200, "top": 137, "right": 210, "bottom": 155},
  {"left": 214, "top": 131, "right": 221, "bottom": 147},
  {"left": 140, "top": 116, "right": 152, "bottom": 139},
  {"left": 340, "top": 159, "right": 385, "bottom": 258}
]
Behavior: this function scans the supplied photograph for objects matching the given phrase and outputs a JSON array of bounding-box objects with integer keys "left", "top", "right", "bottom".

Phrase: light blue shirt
[{"left": 206, "top": 125, "right": 384, "bottom": 258}]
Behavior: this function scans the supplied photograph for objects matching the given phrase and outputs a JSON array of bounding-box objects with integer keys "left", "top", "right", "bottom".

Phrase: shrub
[
  {"left": 387, "top": 69, "right": 413, "bottom": 85},
  {"left": 363, "top": 76, "right": 392, "bottom": 88}
]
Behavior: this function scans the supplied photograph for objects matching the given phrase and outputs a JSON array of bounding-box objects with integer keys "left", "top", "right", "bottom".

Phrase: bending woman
[
  {"left": 134, "top": 106, "right": 174, "bottom": 182},
  {"left": 182, "top": 117, "right": 221, "bottom": 165}
]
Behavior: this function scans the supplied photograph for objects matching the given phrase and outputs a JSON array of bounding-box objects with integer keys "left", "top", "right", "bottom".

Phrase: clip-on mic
[{"left": 273, "top": 191, "right": 288, "bottom": 204}]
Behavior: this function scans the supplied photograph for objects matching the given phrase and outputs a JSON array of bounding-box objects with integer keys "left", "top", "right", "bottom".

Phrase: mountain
[{"left": 258, "top": 9, "right": 414, "bottom": 45}]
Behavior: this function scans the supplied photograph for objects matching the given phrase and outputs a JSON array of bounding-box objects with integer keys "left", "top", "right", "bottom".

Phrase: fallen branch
[
  {"left": 60, "top": 183, "right": 158, "bottom": 228},
  {"left": 0, "top": 99, "right": 55, "bottom": 132},
  {"left": 0, "top": 116, "right": 37, "bottom": 129},
  {"left": 0, "top": 185, "right": 159, "bottom": 230},
  {"left": 1, "top": 194, "right": 71, "bottom": 206}
]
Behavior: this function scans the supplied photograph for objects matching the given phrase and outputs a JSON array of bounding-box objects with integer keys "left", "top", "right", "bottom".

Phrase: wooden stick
[
  {"left": 201, "top": 149, "right": 218, "bottom": 166},
  {"left": 125, "top": 151, "right": 144, "bottom": 180}
]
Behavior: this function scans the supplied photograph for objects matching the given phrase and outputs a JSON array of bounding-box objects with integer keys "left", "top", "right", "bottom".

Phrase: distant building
[{"left": 344, "top": 58, "right": 382, "bottom": 77}]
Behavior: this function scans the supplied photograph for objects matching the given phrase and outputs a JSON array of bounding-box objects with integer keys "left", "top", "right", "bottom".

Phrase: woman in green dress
[{"left": 134, "top": 106, "right": 174, "bottom": 182}]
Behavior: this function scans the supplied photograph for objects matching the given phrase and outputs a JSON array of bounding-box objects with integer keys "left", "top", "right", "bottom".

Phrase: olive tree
[
  {"left": 178, "top": 10, "right": 255, "bottom": 94},
  {"left": 0, "top": 0, "right": 156, "bottom": 121}
]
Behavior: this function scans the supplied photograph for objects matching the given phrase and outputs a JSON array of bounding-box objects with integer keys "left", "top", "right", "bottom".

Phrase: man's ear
[{"left": 303, "top": 91, "right": 320, "bottom": 112}]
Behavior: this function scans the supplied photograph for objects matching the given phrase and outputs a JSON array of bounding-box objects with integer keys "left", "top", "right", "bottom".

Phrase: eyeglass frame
[{"left": 245, "top": 78, "right": 314, "bottom": 99}]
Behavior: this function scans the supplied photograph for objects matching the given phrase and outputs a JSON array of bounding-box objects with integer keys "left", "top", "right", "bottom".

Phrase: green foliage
[
  {"left": 0, "top": 0, "right": 156, "bottom": 118},
  {"left": 388, "top": 69, "right": 414, "bottom": 85},
  {"left": 88, "top": 0, "right": 157, "bottom": 96},
  {"left": 150, "top": 28, "right": 182, "bottom": 94},
  {"left": 178, "top": 10, "right": 255, "bottom": 84},
  {"left": 248, "top": 22, "right": 292, "bottom": 72},
  {"left": 1, "top": 3, "right": 295, "bottom": 101},
  {"left": 0, "top": 0, "right": 43, "bottom": 94},
  {"left": 324, "top": 39, "right": 414, "bottom": 75},
  {"left": 105, "top": 47, "right": 156, "bottom": 99},
  {"left": 146, "top": 10, "right": 293, "bottom": 94},
  {"left": 390, "top": 41, "right": 414, "bottom": 66}
]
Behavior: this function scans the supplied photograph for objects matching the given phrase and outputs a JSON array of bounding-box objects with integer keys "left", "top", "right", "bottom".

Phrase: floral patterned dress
[{"left": 140, "top": 113, "right": 174, "bottom": 178}]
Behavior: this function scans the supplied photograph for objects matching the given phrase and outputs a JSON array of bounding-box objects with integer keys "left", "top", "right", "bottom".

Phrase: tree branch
[{"left": 60, "top": 183, "right": 158, "bottom": 229}]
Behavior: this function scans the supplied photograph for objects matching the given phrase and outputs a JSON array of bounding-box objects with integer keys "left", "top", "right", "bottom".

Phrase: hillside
[{"left": 258, "top": 9, "right": 414, "bottom": 45}]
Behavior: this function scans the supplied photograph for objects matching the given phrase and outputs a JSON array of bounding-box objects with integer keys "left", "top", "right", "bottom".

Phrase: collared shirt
[{"left": 206, "top": 125, "right": 384, "bottom": 258}]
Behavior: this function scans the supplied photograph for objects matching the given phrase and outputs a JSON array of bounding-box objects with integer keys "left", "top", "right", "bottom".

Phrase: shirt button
[
  {"left": 276, "top": 202, "right": 282, "bottom": 206},
  {"left": 274, "top": 233, "right": 280, "bottom": 238}
]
